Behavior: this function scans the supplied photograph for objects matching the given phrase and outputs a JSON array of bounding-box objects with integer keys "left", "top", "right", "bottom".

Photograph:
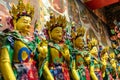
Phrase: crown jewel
[
  {"left": 45, "top": 13, "right": 67, "bottom": 31},
  {"left": 10, "top": 0, "right": 34, "bottom": 21}
]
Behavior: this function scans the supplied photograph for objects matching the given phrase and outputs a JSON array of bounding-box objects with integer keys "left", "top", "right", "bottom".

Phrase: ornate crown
[
  {"left": 71, "top": 27, "right": 85, "bottom": 39},
  {"left": 10, "top": 0, "right": 34, "bottom": 21},
  {"left": 100, "top": 46, "right": 109, "bottom": 56},
  {"left": 76, "top": 27, "right": 85, "bottom": 37},
  {"left": 88, "top": 38, "right": 98, "bottom": 50},
  {"left": 45, "top": 13, "right": 67, "bottom": 31}
]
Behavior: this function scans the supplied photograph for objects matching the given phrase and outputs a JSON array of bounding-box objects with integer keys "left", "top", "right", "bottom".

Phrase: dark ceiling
[{"left": 104, "top": 2, "right": 120, "bottom": 28}]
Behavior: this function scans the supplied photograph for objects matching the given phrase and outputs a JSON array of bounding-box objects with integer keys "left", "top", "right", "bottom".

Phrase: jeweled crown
[
  {"left": 88, "top": 38, "right": 98, "bottom": 50},
  {"left": 45, "top": 13, "right": 67, "bottom": 31},
  {"left": 71, "top": 27, "right": 85, "bottom": 39},
  {"left": 10, "top": 0, "right": 34, "bottom": 21}
]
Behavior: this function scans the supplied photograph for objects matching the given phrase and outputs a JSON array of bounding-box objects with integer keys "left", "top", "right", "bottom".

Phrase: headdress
[
  {"left": 100, "top": 46, "right": 109, "bottom": 57},
  {"left": 71, "top": 26, "right": 85, "bottom": 39},
  {"left": 87, "top": 38, "right": 98, "bottom": 50},
  {"left": 45, "top": 13, "right": 67, "bottom": 31},
  {"left": 10, "top": 0, "right": 34, "bottom": 21},
  {"left": 76, "top": 27, "right": 85, "bottom": 37}
]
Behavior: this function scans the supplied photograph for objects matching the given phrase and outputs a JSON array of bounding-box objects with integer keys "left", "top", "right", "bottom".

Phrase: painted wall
[{"left": 0, "top": 0, "right": 111, "bottom": 46}]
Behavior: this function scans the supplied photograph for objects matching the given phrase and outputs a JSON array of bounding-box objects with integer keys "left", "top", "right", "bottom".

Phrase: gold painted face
[
  {"left": 50, "top": 27, "right": 62, "bottom": 43},
  {"left": 109, "top": 52, "right": 115, "bottom": 59},
  {"left": 15, "top": 16, "right": 32, "bottom": 36},
  {"left": 90, "top": 46, "right": 98, "bottom": 56},
  {"left": 103, "top": 52, "right": 109, "bottom": 61},
  {"left": 110, "top": 59, "right": 117, "bottom": 69},
  {"left": 75, "top": 37, "right": 84, "bottom": 49}
]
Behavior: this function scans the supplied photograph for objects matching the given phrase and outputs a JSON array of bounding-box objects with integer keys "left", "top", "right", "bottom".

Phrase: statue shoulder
[{"left": 0, "top": 31, "right": 22, "bottom": 48}]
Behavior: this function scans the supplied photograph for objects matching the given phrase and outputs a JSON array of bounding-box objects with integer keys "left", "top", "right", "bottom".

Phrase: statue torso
[{"left": 48, "top": 42, "right": 65, "bottom": 65}]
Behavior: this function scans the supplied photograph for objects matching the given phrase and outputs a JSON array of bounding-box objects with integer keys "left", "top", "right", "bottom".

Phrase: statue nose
[
  {"left": 26, "top": 24, "right": 31, "bottom": 29},
  {"left": 27, "top": 23, "right": 31, "bottom": 26}
]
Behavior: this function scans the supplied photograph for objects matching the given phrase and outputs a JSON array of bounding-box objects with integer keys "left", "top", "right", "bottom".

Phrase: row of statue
[{"left": 0, "top": 0, "right": 120, "bottom": 80}]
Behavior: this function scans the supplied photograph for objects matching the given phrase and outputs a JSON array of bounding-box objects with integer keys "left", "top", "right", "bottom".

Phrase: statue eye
[
  {"left": 56, "top": 30, "right": 60, "bottom": 33},
  {"left": 24, "top": 20, "right": 28, "bottom": 23}
]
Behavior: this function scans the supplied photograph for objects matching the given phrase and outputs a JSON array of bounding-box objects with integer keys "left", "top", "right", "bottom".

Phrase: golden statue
[
  {"left": 0, "top": 0, "right": 47, "bottom": 80},
  {"left": 43, "top": 13, "right": 71, "bottom": 80},
  {"left": 110, "top": 58, "right": 118, "bottom": 79},
  {"left": 88, "top": 38, "right": 102, "bottom": 80},
  {"left": 71, "top": 26, "right": 91, "bottom": 80},
  {"left": 100, "top": 46, "right": 109, "bottom": 79}
]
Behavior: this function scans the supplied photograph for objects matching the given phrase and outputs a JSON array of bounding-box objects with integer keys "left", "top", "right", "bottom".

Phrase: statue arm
[
  {"left": 37, "top": 40, "right": 48, "bottom": 68},
  {"left": 62, "top": 44, "right": 70, "bottom": 62},
  {"left": 71, "top": 60, "right": 80, "bottom": 80},
  {"left": 101, "top": 60, "right": 107, "bottom": 78},
  {"left": 0, "top": 47, "right": 16, "bottom": 80},
  {"left": 90, "top": 65, "right": 98, "bottom": 80},
  {"left": 43, "top": 61, "right": 54, "bottom": 80},
  {"left": 37, "top": 41, "right": 53, "bottom": 80}
]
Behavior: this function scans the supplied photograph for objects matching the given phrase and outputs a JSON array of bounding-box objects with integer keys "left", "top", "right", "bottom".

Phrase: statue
[
  {"left": 0, "top": 0, "right": 47, "bottom": 80},
  {"left": 88, "top": 38, "right": 102, "bottom": 80},
  {"left": 109, "top": 58, "right": 118, "bottom": 79},
  {"left": 43, "top": 13, "right": 71, "bottom": 80},
  {"left": 100, "top": 47, "right": 109, "bottom": 80},
  {"left": 71, "top": 26, "right": 91, "bottom": 80}
]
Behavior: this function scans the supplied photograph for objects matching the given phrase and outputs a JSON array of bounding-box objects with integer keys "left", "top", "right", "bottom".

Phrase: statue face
[
  {"left": 15, "top": 16, "right": 32, "bottom": 36},
  {"left": 109, "top": 52, "right": 115, "bottom": 59},
  {"left": 104, "top": 52, "right": 109, "bottom": 60},
  {"left": 75, "top": 37, "right": 84, "bottom": 49},
  {"left": 103, "top": 52, "right": 108, "bottom": 61},
  {"left": 90, "top": 46, "right": 98, "bottom": 56},
  {"left": 50, "top": 27, "right": 62, "bottom": 42}
]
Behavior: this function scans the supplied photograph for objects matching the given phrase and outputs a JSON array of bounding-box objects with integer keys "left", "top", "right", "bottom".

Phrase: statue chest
[
  {"left": 13, "top": 40, "right": 32, "bottom": 62},
  {"left": 76, "top": 54, "right": 84, "bottom": 67},
  {"left": 50, "top": 47, "right": 64, "bottom": 64}
]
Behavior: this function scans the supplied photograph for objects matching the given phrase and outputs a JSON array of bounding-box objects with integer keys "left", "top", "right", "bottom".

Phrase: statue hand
[
  {"left": 38, "top": 40, "right": 48, "bottom": 68},
  {"left": 38, "top": 40, "right": 48, "bottom": 59},
  {"left": 62, "top": 44, "right": 70, "bottom": 61}
]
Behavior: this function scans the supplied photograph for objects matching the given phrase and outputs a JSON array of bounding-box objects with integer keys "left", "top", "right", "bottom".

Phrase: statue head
[
  {"left": 88, "top": 38, "right": 98, "bottom": 56},
  {"left": 10, "top": 0, "right": 34, "bottom": 36},
  {"left": 76, "top": 27, "right": 85, "bottom": 37},
  {"left": 100, "top": 46, "right": 109, "bottom": 61},
  {"left": 110, "top": 58, "right": 117, "bottom": 70},
  {"left": 45, "top": 13, "right": 67, "bottom": 43},
  {"left": 75, "top": 36, "right": 84, "bottom": 50},
  {"left": 72, "top": 27, "right": 85, "bottom": 49}
]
